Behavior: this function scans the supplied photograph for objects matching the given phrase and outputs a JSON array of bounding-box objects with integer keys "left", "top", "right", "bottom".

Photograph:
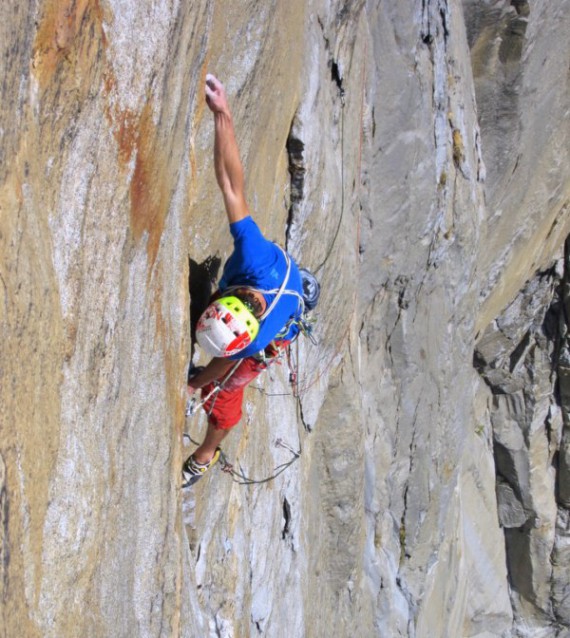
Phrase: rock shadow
[{"left": 189, "top": 255, "right": 221, "bottom": 358}]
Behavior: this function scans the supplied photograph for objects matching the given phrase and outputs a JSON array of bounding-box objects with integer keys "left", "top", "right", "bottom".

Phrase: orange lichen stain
[
  {"left": 116, "top": 109, "right": 139, "bottom": 165},
  {"left": 102, "top": 69, "right": 139, "bottom": 165},
  {"left": 32, "top": 0, "right": 104, "bottom": 86},
  {"left": 103, "top": 82, "right": 168, "bottom": 268},
  {"left": 130, "top": 102, "right": 168, "bottom": 269}
]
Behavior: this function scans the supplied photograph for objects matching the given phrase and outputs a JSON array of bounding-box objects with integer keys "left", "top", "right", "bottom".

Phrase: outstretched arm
[{"left": 205, "top": 74, "right": 248, "bottom": 224}]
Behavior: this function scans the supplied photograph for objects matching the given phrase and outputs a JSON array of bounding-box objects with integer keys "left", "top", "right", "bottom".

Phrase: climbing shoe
[{"left": 182, "top": 448, "right": 221, "bottom": 488}]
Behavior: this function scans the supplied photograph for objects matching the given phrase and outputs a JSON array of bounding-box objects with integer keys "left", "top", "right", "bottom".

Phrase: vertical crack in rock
[
  {"left": 419, "top": 0, "right": 464, "bottom": 268},
  {"left": 421, "top": 4, "right": 445, "bottom": 65},
  {"left": 465, "top": 0, "right": 533, "bottom": 199},
  {"left": 441, "top": 3, "right": 450, "bottom": 38},
  {"left": 552, "top": 238, "right": 570, "bottom": 627},
  {"left": 330, "top": 58, "right": 344, "bottom": 99},
  {"left": 284, "top": 116, "right": 313, "bottom": 434},
  {"left": 399, "top": 493, "right": 408, "bottom": 567},
  {"left": 189, "top": 256, "right": 221, "bottom": 347},
  {"left": 282, "top": 497, "right": 291, "bottom": 541},
  {"left": 213, "top": 614, "right": 223, "bottom": 638},
  {"left": 316, "top": 14, "right": 347, "bottom": 104},
  {"left": 285, "top": 116, "right": 305, "bottom": 248},
  {"left": 297, "top": 394, "right": 312, "bottom": 433},
  {"left": 474, "top": 238, "right": 570, "bottom": 629}
]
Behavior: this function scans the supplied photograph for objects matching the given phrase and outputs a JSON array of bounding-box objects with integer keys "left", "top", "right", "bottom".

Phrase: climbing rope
[
  {"left": 313, "top": 88, "right": 346, "bottom": 275},
  {"left": 182, "top": 433, "right": 301, "bottom": 486},
  {"left": 220, "top": 438, "right": 300, "bottom": 486},
  {"left": 289, "top": 45, "right": 368, "bottom": 400}
]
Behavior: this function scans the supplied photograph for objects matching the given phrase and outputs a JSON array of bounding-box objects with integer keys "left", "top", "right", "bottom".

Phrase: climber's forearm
[
  {"left": 213, "top": 109, "right": 248, "bottom": 224},
  {"left": 188, "top": 357, "right": 236, "bottom": 390}
]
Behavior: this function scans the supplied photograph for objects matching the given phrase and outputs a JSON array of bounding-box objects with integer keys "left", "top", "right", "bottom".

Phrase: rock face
[
  {"left": 1, "top": 1, "right": 569, "bottom": 637},
  {"left": 475, "top": 259, "right": 570, "bottom": 632}
]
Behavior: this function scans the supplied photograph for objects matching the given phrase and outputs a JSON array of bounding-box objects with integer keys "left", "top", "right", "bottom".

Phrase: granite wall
[{"left": 1, "top": 0, "right": 569, "bottom": 636}]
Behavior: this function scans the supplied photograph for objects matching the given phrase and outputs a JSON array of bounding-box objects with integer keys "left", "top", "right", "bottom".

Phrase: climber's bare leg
[{"left": 192, "top": 423, "right": 230, "bottom": 464}]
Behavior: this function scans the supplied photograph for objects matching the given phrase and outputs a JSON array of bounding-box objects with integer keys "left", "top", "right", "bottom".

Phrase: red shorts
[{"left": 201, "top": 341, "right": 289, "bottom": 430}]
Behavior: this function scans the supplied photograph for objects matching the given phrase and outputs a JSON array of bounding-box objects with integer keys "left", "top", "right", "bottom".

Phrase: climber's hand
[
  {"left": 205, "top": 74, "right": 229, "bottom": 114},
  {"left": 187, "top": 365, "right": 205, "bottom": 393}
]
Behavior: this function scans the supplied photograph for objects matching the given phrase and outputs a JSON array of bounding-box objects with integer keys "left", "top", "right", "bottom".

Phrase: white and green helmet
[{"left": 196, "top": 296, "right": 260, "bottom": 357}]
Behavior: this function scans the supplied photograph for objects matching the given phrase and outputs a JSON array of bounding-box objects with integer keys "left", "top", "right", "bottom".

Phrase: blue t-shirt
[{"left": 218, "top": 216, "right": 303, "bottom": 359}]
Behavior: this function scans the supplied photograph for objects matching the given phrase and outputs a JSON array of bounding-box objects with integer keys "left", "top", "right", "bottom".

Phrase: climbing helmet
[{"left": 196, "top": 295, "right": 260, "bottom": 357}]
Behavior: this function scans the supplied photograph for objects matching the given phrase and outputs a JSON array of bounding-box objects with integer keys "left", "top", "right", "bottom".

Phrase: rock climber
[{"left": 183, "top": 74, "right": 320, "bottom": 487}]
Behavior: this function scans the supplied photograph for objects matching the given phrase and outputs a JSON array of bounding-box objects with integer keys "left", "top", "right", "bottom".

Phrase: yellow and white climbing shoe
[{"left": 182, "top": 448, "right": 221, "bottom": 488}]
